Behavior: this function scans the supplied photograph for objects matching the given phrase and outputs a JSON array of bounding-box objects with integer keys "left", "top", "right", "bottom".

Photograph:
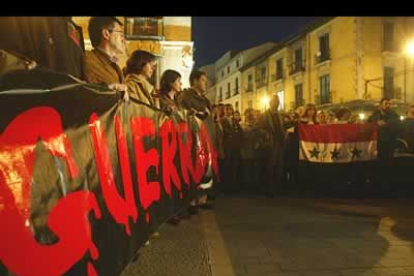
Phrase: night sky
[{"left": 192, "top": 17, "right": 318, "bottom": 68}]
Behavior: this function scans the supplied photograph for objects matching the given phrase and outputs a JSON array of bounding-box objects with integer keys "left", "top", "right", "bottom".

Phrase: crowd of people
[
  {"left": 210, "top": 98, "right": 414, "bottom": 197},
  {"left": 81, "top": 17, "right": 414, "bottom": 208},
  {"left": 5, "top": 16, "right": 414, "bottom": 235}
]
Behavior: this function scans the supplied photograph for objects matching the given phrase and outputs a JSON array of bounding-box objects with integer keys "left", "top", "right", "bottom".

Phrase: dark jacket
[
  {"left": 262, "top": 109, "right": 286, "bottom": 146},
  {"left": 177, "top": 88, "right": 211, "bottom": 120},
  {"left": 158, "top": 93, "right": 185, "bottom": 122},
  {"left": 84, "top": 48, "right": 124, "bottom": 85},
  {"left": 0, "top": 17, "right": 84, "bottom": 79},
  {"left": 367, "top": 109, "right": 399, "bottom": 124},
  {"left": 220, "top": 116, "right": 235, "bottom": 149}
]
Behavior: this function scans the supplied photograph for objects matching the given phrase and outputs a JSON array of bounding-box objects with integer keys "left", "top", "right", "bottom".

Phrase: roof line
[{"left": 239, "top": 17, "right": 336, "bottom": 72}]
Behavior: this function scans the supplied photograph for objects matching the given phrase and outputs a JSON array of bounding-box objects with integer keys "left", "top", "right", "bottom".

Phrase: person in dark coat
[
  {"left": 240, "top": 108, "right": 258, "bottom": 193},
  {"left": 368, "top": 97, "right": 400, "bottom": 192},
  {"left": 368, "top": 98, "right": 400, "bottom": 160},
  {"left": 220, "top": 104, "right": 241, "bottom": 192},
  {"left": 261, "top": 95, "right": 286, "bottom": 197},
  {"left": 177, "top": 69, "right": 215, "bottom": 211}
]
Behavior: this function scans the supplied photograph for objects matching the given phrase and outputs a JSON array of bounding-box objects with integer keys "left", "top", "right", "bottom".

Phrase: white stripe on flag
[{"left": 299, "top": 141, "right": 377, "bottom": 163}]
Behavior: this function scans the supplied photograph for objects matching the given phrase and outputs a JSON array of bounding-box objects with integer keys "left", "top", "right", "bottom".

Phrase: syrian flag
[{"left": 298, "top": 123, "right": 378, "bottom": 163}]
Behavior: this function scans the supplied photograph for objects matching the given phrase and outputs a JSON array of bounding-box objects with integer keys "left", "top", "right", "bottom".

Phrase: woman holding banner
[
  {"left": 125, "top": 50, "right": 159, "bottom": 108},
  {"left": 301, "top": 104, "right": 318, "bottom": 125},
  {"left": 158, "top": 69, "right": 188, "bottom": 225}
]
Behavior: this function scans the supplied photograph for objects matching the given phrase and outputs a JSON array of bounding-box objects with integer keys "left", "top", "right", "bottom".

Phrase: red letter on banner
[
  {"left": 177, "top": 122, "right": 199, "bottom": 185},
  {"left": 130, "top": 117, "right": 160, "bottom": 216},
  {"left": 199, "top": 123, "right": 220, "bottom": 180},
  {"left": 89, "top": 113, "right": 137, "bottom": 235},
  {"left": 0, "top": 107, "right": 101, "bottom": 276},
  {"left": 159, "top": 119, "right": 181, "bottom": 197}
]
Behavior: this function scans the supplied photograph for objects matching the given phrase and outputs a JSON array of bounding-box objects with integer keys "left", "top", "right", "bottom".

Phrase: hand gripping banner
[{"left": 0, "top": 68, "right": 219, "bottom": 276}]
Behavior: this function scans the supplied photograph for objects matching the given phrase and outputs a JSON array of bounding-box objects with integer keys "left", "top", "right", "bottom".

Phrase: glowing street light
[
  {"left": 406, "top": 40, "right": 414, "bottom": 57},
  {"left": 358, "top": 113, "right": 366, "bottom": 122},
  {"left": 261, "top": 95, "right": 270, "bottom": 111}
]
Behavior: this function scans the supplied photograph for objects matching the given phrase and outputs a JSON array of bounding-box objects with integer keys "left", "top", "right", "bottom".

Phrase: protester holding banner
[
  {"left": 178, "top": 70, "right": 212, "bottom": 119},
  {"left": 301, "top": 103, "right": 318, "bottom": 124},
  {"left": 158, "top": 69, "right": 182, "bottom": 118},
  {"left": 0, "top": 50, "right": 37, "bottom": 75},
  {"left": 178, "top": 69, "right": 215, "bottom": 211},
  {"left": 84, "top": 17, "right": 128, "bottom": 100},
  {"left": 158, "top": 69, "right": 187, "bottom": 225},
  {"left": 0, "top": 17, "right": 84, "bottom": 78},
  {"left": 335, "top": 108, "right": 352, "bottom": 124},
  {"left": 125, "top": 50, "right": 159, "bottom": 108},
  {"left": 317, "top": 110, "right": 328, "bottom": 124}
]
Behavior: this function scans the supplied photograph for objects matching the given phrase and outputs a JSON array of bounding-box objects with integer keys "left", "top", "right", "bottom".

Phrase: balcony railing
[
  {"left": 289, "top": 62, "right": 305, "bottom": 75},
  {"left": 315, "top": 49, "right": 331, "bottom": 64},
  {"left": 315, "top": 92, "right": 331, "bottom": 105},
  {"left": 125, "top": 17, "right": 164, "bottom": 40},
  {"left": 225, "top": 91, "right": 231, "bottom": 99},
  {"left": 246, "top": 85, "right": 253, "bottom": 93},
  {"left": 271, "top": 73, "right": 284, "bottom": 82},
  {"left": 233, "top": 88, "right": 239, "bottom": 96},
  {"left": 256, "top": 77, "right": 267, "bottom": 88}
]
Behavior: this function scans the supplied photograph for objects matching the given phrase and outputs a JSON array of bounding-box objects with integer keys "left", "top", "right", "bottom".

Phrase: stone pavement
[
  {"left": 121, "top": 196, "right": 414, "bottom": 276},
  {"left": 120, "top": 213, "right": 211, "bottom": 276}
]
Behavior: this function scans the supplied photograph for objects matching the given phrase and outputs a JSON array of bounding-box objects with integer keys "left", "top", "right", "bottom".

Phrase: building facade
[
  {"left": 239, "top": 17, "right": 414, "bottom": 114},
  {"left": 213, "top": 42, "right": 276, "bottom": 113}
]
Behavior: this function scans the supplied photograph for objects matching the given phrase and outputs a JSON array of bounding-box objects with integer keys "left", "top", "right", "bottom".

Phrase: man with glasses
[{"left": 84, "top": 17, "right": 128, "bottom": 100}]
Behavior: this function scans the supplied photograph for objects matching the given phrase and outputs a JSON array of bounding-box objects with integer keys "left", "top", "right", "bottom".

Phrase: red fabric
[{"left": 298, "top": 123, "right": 378, "bottom": 143}]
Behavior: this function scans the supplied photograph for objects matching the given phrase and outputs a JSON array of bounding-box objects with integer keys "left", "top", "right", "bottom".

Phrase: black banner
[{"left": 0, "top": 68, "right": 219, "bottom": 276}]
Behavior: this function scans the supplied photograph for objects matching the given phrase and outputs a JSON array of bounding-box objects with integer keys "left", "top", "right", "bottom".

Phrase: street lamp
[
  {"left": 406, "top": 40, "right": 414, "bottom": 56},
  {"left": 261, "top": 95, "right": 270, "bottom": 112}
]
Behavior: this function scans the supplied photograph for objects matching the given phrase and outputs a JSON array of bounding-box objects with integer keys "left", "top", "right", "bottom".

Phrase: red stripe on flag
[{"left": 298, "top": 123, "right": 378, "bottom": 143}]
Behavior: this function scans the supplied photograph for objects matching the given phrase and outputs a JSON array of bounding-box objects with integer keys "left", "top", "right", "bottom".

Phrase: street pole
[{"left": 405, "top": 57, "right": 407, "bottom": 102}]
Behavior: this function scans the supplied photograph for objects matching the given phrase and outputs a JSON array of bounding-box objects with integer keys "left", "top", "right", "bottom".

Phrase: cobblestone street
[{"left": 121, "top": 195, "right": 414, "bottom": 276}]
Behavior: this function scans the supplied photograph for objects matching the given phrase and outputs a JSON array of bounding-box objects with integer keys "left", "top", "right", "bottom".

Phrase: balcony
[
  {"left": 225, "top": 91, "right": 231, "bottom": 99},
  {"left": 125, "top": 17, "right": 165, "bottom": 40},
  {"left": 233, "top": 88, "right": 239, "bottom": 96},
  {"left": 315, "top": 93, "right": 331, "bottom": 105},
  {"left": 271, "top": 73, "right": 284, "bottom": 83},
  {"left": 256, "top": 77, "right": 267, "bottom": 88},
  {"left": 315, "top": 50, "right": 331, "bottom": 65},
  {"left": 289, "top": 63, "right": 305, "bottom": 75}
]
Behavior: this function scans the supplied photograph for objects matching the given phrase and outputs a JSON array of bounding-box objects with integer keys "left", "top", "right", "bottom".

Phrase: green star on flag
[
  {"left": 309, "top": 146, "right": 320, "bottom": 159},
  {"left": 330, "top": 148, "right": 341, "bottom": 159},
  {"left": 351, "top": 146, "right": 362, "bottom": 158}
]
